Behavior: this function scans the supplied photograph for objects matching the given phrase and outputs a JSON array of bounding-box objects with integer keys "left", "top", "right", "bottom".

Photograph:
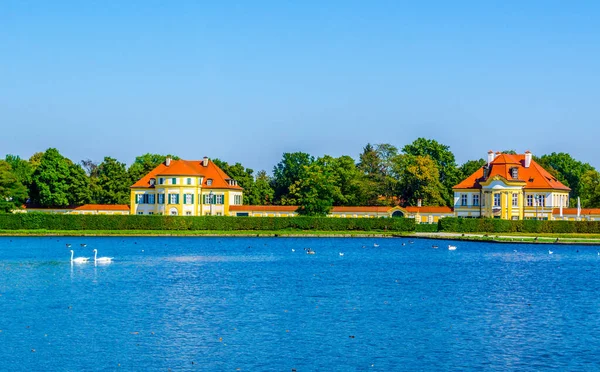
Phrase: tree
[
  {"left": 402, "top": 138, "right": 458, "bottom": 205},
  {"left": 80, "top": 159, "right": 99, "bottom": 177},
  {"left": 580, "top": 170, "right": 600, "bottom": 208},
  {"left": 536, "top": 152, "right": 595, "bottom": 205},
  {"left": 128, "top": 153, "right": 179, "bottom": 183},
  {"left": 96, "top": 157, "right": 131, "bottom": 204},
  {"left": 253, "top": 170, "right": 275, "bottom": 205},
  {"left": 392, "top": 154, "right": 446, "bottom": 207},
  {"left": 212, "top": 159, "right": 259, "bottom": 204},
  {"left": 357, "top": 143, "right": 398, "bottom": 205},
  {"left": 30, "top": 148, "right": 72, "bottom": 207},
  {"left": 271, "top": 152, "right": 314, "bottom": 204},
  {"left": 457, "top": 159, "right": 486, "bottom": 181},
  {"left": 288, "top": 163, "right": 336, "bottom": 216},
  {"left": 67, "top": 162, "right": 92, "bottom": 205},
  {"left": 5, "top": 155, "right": 34, "bottom": 189},
  {"left": 0, "top": 161, "right": 28, "bottom": 212}
]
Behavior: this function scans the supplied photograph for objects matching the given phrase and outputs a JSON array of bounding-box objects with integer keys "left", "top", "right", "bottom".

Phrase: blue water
[{"left": 1, "top": 237, "right": 600, "bottom": 371}]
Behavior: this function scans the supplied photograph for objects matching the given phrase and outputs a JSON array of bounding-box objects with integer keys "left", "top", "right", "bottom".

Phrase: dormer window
[
  {"left": 149, "top": 178, "right": 156, "bottom": 186},
  {"left": 510, "top": 167, "right": 518, "bottom": 179},
  {"left": 159, "top": 178, "right": 164, "bottom": 185},
  {"left": 207, "top": 179, "right": 213, "bottom": 186}
]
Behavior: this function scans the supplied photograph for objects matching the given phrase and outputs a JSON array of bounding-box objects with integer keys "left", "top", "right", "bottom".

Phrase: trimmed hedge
[
  {"left": 415, "top": 223, "right": 439, "bottom": 232},
  {"left": 439, "top": 217, "right": 600, "bottom": 234},
  {"left": 0, "top": 213, "right": 416, "bottom": 232}
]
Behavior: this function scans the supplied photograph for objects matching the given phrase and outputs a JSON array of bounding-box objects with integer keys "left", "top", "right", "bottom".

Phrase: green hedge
[
  {"left": 415, "top": 223, "right": 439, "bottom": 232},
  {"left": 439, "top": 217, "right": 600, "bottom": 234},
  {"left": 0, "top": 213, "right": 416, "bottom": 232}
]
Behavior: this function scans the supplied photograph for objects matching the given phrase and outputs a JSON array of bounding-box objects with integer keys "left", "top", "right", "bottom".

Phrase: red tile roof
[
  {"left": 74, "top": 204, "right": 130, "bottom": 211},
  {"left": 229, "top": 205, "right": 453, "bottom": 214},
  {"left": 454, "top": 153, "right": 570, "bottom": 191},
  {"left": 552, "top": 208, "right": 600, "bottom": 215},
  {"left": 131, "top": 159, "right": 242, "bottom": 190},
  {"left": 405, "top": 206, "right": 454, "bottom": 213}
]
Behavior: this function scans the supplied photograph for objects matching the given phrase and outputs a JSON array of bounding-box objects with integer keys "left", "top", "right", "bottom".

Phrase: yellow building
[
  {"left": 453, "top": 151, "right": 570, "bottom": 220},
  {"left": 229, "top": 205, "right": 454, "bottom": 223},
  {"left": 130, "top": 157, "right": 243, "bottom": 216}
]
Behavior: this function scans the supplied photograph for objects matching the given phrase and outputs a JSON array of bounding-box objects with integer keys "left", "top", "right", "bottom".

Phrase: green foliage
[
  {"left": 288, "top": 162, "right": 336, "bottom": 216},
  {"left": 5, "top": 155, "right": 34, "bottom": 188},
  {"left": 128, "top": 153, "right": 179, "bottom": 183},
  {"left": 95, "top": 157, "right": 131, "bottom": 204},
  {"left": 0, "top": 214, "right": 416, "bottom": 232},
  {"left": 580, "top": 170, "right": 600, "bottom": 208},
  {"left": 438, "top": 217, "right": 600, "bottom": 234},
  {"left": 67, "top": 163, "right": 92, "bottom": 205},
  {"left": 457, "top": 159, "right": 486, "bottom": 182},
  {"left": 415, "top": 223, "right": 439, "bottom": 232},
  {"left": 402, "top": 138, "right": 458, "bottom": 205},
  {"left": 356, "top": 143, "right": 398, "bottom": 205},
  {"left": 212, "top": 159, "right": 274, "bottom": 206},
  {"left": 271, "top": 152, "right": 314, "bottom": 204},
  {"left": 0, "top": 161, "right": 28, "bottom": 213},
  {"left": 253, "top": 170, "right": 275, "bottom": 205},
  {"left": 536, "top": 152, "right": 594, "bottom": 204},
  {"left": 30, "top": 148, "right": 72, "bottom": 207},
  {"left": 392, "top": 154, "right": 446, "bottom": 206}
]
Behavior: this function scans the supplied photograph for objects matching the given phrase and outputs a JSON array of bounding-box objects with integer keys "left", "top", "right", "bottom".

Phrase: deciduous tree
[
  {"left": 30, "top": 148, "right": 72, "bottom": 207},
  {"left": 0, "top": 161, "right": 28, "bottom": 212},
  {"left": 271, "top": 152, "right": 314, "bottom": 204},
  {"left": 96, "top": 157, "right": 131, "bottom": 204}
]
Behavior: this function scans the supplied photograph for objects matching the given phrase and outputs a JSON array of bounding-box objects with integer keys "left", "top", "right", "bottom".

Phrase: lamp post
[{"left": 208, "top": 191, "right": 213, "bottom": 216}]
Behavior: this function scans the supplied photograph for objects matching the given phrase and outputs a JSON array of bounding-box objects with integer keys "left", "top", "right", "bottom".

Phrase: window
[
  {"left": 170, "top": 211, "right": 177, "bottom": 215},
  {"left": 171, "top": 178, "right": 177, "bottom": 185},
  {"left": 186, "top": 211, "right": 192, "bottom": 216},
  {"left": 149, "top": 178, "right": 156, "bottom": 186},
  {"left": 512, "top": 193, "right": 518, "bottom": 207},
  {"left": 216, "top": 194, "right": 224, "bottom": 204},
  {"left": 148, "top": 194, "right": 155, "bottom": 204},
  {"left": 461, "top": 194, "right": 468, "bottom": 206},
  {"left": 473, "top": 194, "right": 479, "bottom": 206},
  {"left": 482, "top": 194, "right": 486, "bottom": 206},
  {"left": 136, "top": 194, "right": 144, "bottom": 204},
  {"left": 537, "top": 195, "right": 545, "bottom": 207},
  {"left": 148, "top": 212, "right": 154, "bottom": 215},
  {"left": 159, "top": 178, "right": 164, "bottom": 185},
  {"left": 234, "top": 195, "right": 242, "bottom": 205},
  {"left": 158, "top": 194, "right": 165, "bottom": 204},
  {"left": 493, "top": 194, "right": 500, "bottom": 207},
  {"left": 169, "top": 194, "right": 178, "bottom": 204},
  {"left": 184, "top": 194, "right": 193, "bottom": 204},
  {"left": 511, "top": 167, "right": 518, "bottom": 179},
  {"left": 207, "top": 179, "right": 213, "bottom": 186},
  {"left": 186, "top": 178, "right": 192, "bottom": 185},
  {"left": 527, "top": 195, "right": 533, "bottom": 207},
  {"left": 137, "top": 212, "right": 143, "bottom": 215}
]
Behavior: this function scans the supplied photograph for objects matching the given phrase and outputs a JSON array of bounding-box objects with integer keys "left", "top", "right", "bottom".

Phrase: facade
[
  {"left": 229, "top": 205, "right": 454, "bottom": 223},
  {"left": 130, "top": 157, "right": 243, "bottom": 216},
  {"left": 453, "top": 151, "right": 571, "bottom": 220},
  {"left": 71, "top": 204, "right": 130, "bottom": 215}
]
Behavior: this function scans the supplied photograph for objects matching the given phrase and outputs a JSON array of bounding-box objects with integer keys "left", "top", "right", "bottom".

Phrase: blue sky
[{"left": 1, "top": 1, "right": 599, "bottom": 172}]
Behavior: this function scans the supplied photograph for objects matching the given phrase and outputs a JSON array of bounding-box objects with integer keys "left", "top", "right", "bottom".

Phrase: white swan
[
  {"left": 448, "top": 245, "right": 457, "bottom": 250},
  {"left": 548, "top": 250, "right": 553, "bottom": 255},
  {"left": 373, "top": 243, "right": 379, "bottom": 247},
  {"left": 93, "top": 249, "right": 114, "bottom": 263},
  {"left": 70, "top": 250, "right": 89, "bottom": 263},
  {"left": 339, "top": 252, "right": 344, "bottom": 256}
]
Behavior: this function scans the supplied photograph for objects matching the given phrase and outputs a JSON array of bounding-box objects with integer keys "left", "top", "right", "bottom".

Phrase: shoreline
[{"left": 2, "top": 230, "right": 600, "bottom": 245}]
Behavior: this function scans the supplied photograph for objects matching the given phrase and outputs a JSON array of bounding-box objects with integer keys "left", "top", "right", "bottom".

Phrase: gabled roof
[
  {"left": 74, "top": 204, "right": 130, "bottom": 211},
  {"left": 131, "top": 159, "right": 243, "bottom": 190},
  {"left": 454, "top": 153, "right": 570, "bottom": 191}
]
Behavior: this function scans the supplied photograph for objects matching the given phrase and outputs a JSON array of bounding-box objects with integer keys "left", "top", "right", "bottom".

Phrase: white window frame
[
  {"left": 472, "top": 194, "right": 479, "bottom": 206},
  {"left": 169, "top": 194, "right": 177, "bottom": 204},
  {"left": 512, "top": 193, "right": 518, "bottom": 207},
  {"left": 493, "top": 194, "right": 501, "bottom": 207},
  {"left": 185, "top": 194, "right": 192, "bottom": 204},
  {"left": 527, "top": 195, "right": 533, "bottom": 207},
  {"left": 461, "top": 194, "right": 468, "bottom": 206}
]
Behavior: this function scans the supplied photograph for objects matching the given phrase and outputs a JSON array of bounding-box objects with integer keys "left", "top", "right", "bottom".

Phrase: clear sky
[{"left": 1, "top": 1, "right": 599, "bottom": 172}]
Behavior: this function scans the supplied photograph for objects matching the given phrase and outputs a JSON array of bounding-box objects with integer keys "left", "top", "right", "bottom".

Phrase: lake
[{"left": 1, "top": 236, "right": 599, "bottom": 371}]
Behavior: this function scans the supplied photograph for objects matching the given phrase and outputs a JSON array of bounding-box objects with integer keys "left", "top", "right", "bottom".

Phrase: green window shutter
[
  {"left": 191, "top": 194, "right": 194, "bottom": 204},
  {"left": 203, "top": 194, "right": 206, "bottom": 204},
  {"left": 176, "top": 194, "right": 180, "bottom": 204},
  {"left": 183, "top": 194, "right": 186, "bottom": 205}
]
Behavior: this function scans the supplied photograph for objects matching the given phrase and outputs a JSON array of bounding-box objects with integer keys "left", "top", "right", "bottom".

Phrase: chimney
[
  {"left": 202, "top": 156, "right": 209, "bottom": 167},
  {"left": 417, "top": 199, "right": 422, "bottom": 207},
  {"left": 487, "top": 150, "right": 495, "bottom": 165},
  {"left": 524, "top": 150, "right": 532, "bottom": 168},
  {"left": 165, "top": 157, "right": 171, "bottom": 166}
]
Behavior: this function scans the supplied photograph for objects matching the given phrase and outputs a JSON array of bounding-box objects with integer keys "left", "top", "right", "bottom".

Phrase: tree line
[{"left": 1, "top": 138, "right": 599, "bottom": 215}]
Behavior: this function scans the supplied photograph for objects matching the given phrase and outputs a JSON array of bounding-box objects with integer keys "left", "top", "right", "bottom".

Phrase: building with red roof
[
  {"left": 453, "top": 151, "right": 570, "bottom": 220},
  {"left": 130, "top": 157, "right": 243, "bottom": 216}
]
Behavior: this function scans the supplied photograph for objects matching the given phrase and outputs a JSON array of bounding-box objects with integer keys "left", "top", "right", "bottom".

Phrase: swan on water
[
  {"left": 70, "top": 250, "right": 89, "bottom": 263},
  {"left": 448, "top": 245, "right": 457, "bottom": 250},
  {"left": 373, "top": 243, "right": 379, "bottom": 247},
  {"left": 548, "top": 250, "right": 553, "bottom": 255},
  {"left": 339, "top": 252, "right": 344, "bottom": 256},
  {"left": 93, "top": 249, "right": 114, "bottom": 263}
]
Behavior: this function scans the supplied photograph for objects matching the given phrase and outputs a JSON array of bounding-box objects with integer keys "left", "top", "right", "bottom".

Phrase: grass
[{"left": 0, "top": 229, "right": 407, "bottom": 237}]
